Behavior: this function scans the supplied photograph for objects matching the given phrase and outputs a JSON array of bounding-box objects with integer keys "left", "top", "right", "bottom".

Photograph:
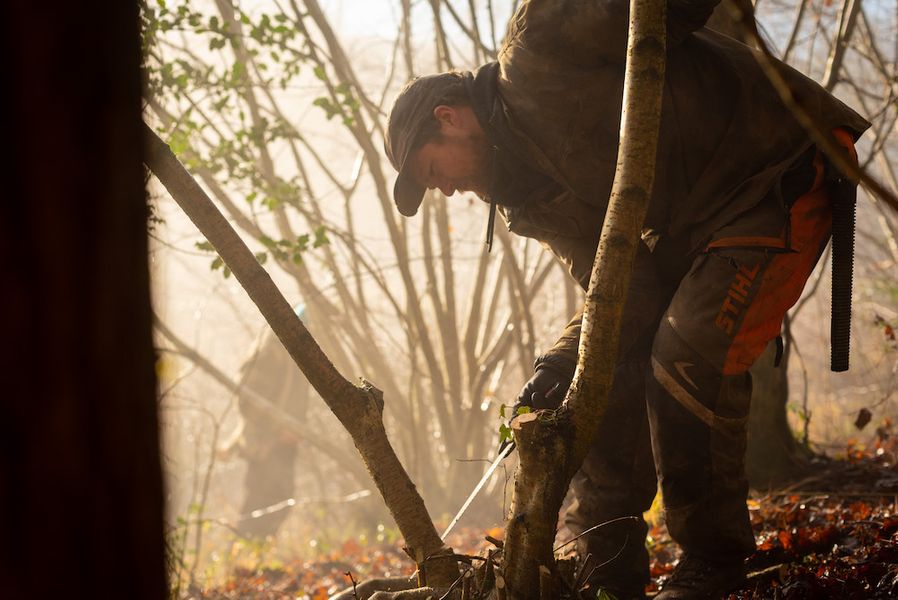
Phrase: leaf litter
[{"left": 196, "top": 437, "right": 898, "bottom": 599}]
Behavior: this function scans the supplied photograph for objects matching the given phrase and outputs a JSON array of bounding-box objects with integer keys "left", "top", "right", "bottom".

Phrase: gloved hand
[
  {"left": 511, "top": 366, "right": 572, "bottom": 417},
  {"left": 498, "top": 366, "right": 572, "bottom": 455}
]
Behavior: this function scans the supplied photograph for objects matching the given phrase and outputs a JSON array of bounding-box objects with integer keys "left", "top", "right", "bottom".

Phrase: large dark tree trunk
[{"left": 0, "top": 2, "right": 167, "bottom": 598}]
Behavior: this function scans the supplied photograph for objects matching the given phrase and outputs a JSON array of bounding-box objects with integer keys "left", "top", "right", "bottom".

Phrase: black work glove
[
  {"left": 512, "top": 366, "right": 573, "bottom": 416},
  {"left": 500, "top": 358, "right": 574, "bottom": 453}
]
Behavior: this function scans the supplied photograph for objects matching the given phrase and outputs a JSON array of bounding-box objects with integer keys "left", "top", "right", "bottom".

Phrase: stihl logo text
[{"left": 715, "top": 263, "right": 760, "bottom": 335}]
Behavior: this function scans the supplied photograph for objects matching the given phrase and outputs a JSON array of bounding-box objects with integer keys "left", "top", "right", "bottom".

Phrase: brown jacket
[{"left": 489, "top": 0, "right": 869, "bottom": 368}]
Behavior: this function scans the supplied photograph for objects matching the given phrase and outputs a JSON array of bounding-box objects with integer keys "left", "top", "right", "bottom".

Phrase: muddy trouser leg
[
  {"left": 648, "top": 185, "right": 833, "bottom": 561},
  {"left": 647, "top": 320, "right": 756, "bottom": 560},
  {"left": 566, "top": 361, "right": 659, "bottom": 594},
  {"left": 565, "top": 244, "right": 675, "bottom": 595}
]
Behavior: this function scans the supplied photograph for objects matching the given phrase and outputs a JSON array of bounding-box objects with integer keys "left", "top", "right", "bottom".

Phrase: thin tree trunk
[
  {"left": 143, "top": 125, "right": 458, "bottom": 587},
  {"left": 501, "top": 0, "right": 668, "bottom": 595},
  {"left": 821, "top": 0, "right": 861, "bottom": 91}
]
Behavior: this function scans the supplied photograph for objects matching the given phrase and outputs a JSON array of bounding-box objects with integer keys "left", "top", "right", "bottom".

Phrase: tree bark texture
[
  {"left": 501, "top": 0, "right": 668, "bottom": 596},
  {"left": 0, "top": 2, "right": 167, "bottom": 597},
  {"left": 143, "top": 126, "right": 458, "bottom": 587}
]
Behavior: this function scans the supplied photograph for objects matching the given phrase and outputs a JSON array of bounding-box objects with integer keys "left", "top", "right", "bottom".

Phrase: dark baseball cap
[{"left": 385, "top": 72, "right": 464, "bottom": 217}]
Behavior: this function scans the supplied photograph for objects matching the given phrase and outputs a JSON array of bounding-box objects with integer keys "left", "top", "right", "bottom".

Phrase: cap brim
[{"left": 394, "top": 168, "right": 426, "bottom": 217}]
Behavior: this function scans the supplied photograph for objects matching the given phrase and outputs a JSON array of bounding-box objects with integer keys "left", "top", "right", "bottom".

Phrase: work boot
[{"left": 655, "top": 554, "right": 746, "bottom": 599}]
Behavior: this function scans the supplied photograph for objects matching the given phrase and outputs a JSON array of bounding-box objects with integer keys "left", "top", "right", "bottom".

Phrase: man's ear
[{"left": 433, "top": 105, "right": 457, "bottom": 127}]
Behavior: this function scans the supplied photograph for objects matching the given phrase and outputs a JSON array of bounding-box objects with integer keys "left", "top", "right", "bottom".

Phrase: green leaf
[
  {"left": 223, "top": 265, "right": 232, "bottom": 279},
  {"left": 515, "top": 406, "right": 532, "bottom": 416},
  {"left": 499, "top": 404, "right": 507, "bottom": 419},
  {"left": 313, "top": 225, "right": 329, "bottom": 248},
  {"left": 313, "top": 65, "right": 326, "bottom": 81},
  {"left": 168, "top": 129, "right": 190, "bottom": 156},
  {"left": 210, "top": 256, "right": 223, "bottom": 271},
  {"left": 195, "top": 241, "right": 215, "bottom": 252},
  {"left": 212, "top": 96, "right": 229, "bottom": 111},
  {"left": 312, "top": 97, "right": 339, "bottom": 120},
  {"left": 254, "top": 252, "right": 268, "bottom": 265},
  {"left": 498, "top": 423, "right": 512, "bottom": 444},
  {"left": 231, "top": 61, "right": 246, "bottom": 83}
]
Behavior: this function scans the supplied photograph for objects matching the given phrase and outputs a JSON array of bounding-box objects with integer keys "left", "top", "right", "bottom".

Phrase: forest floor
[{"left": 195, "top": 432, "right": 898, "bottom": 599}]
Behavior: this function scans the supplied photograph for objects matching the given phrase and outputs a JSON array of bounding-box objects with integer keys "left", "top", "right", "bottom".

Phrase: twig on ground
[
  {"left": 553, "top": 516, "right": 641, "bottom": 552},
  {"left": 345, "top": 571, "right": 360, "bottom": 599}
]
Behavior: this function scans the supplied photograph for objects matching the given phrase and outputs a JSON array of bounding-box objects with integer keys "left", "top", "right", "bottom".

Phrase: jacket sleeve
[
  {"left": 523, "top": 229, "right": 594, "bottom": 378},
  {"left": 502, "top": 0, "right": 722, "bottom": 65},
  {"left": 536, "top": 308, "right": 581, "bottom": 377}
]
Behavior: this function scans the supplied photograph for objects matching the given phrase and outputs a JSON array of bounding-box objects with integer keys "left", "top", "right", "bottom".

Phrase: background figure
[{"left": 234, "top": 305, "right": 310, "bottom": 539}]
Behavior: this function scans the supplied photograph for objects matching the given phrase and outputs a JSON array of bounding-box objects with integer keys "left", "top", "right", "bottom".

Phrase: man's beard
[
  {"left": 486, "top": 148, "right": 530, "bottom": 208},
  {"left": 464, "top": 131, "right": 497, "bottom": 197},
  {"left": 479, "top": 135, "right": 555, "bottom": 209}
]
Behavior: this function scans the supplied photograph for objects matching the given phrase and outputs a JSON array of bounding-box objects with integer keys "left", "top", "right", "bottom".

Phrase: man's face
[{"left": 407, "top": 106, "right": 494, "bottom": 198}]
